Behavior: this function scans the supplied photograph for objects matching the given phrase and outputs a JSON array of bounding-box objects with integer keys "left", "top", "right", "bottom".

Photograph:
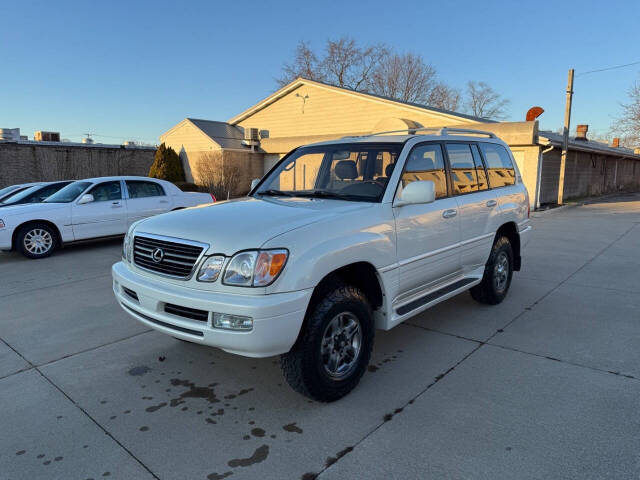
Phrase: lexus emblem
[{"left": 151, "top": 248, "right": 164, "bottom": 263}]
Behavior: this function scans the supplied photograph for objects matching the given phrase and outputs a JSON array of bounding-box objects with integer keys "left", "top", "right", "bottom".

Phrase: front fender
[{"left": 263, "top": 208, "right": 396, "bottom": 293}]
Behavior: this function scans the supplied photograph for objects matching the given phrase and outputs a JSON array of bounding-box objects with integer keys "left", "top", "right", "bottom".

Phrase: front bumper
[
  {"left": 112, "top": 261, "right": 312, "bottom": 357},
  {"left": 0, "top": 228, "right": 11, "bottom": 250}
]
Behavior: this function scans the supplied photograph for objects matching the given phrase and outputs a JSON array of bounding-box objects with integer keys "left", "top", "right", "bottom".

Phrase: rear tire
[
  {"left": 281, "top": 284, "right": 374, "bottom": 402},
  {"left": 16, "top": 223, "right": 58, "bottom": 259},
  {"left": 470, "top": 236, "right": 513, "bottom": 305}
]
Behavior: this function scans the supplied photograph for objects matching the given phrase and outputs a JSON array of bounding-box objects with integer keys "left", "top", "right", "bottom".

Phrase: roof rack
[{"left": 343, "top": 127, "right": 496, "bottom": 139}]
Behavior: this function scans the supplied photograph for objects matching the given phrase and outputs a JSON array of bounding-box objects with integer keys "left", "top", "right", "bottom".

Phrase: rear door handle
[
  {"left": 442, "top": 209, "right": 457, "bottom": 219},
  {"left": 486, "top": 200, "right": 497, "bottom": 207},
  {"left": 112, "top": 201, "right": 122, "bottom": 208}
]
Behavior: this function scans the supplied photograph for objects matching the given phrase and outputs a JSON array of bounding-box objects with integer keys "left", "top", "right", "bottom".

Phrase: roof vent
[{"left": 576, "top": 124, "right": 588, "bottom": 141}]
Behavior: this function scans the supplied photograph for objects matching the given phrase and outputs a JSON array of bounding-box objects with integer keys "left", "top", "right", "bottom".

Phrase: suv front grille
[{"left": 133, "top": 235, "right": 205, "bottom": 279}]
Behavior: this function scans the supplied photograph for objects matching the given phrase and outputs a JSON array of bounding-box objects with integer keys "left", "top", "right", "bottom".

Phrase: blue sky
[{"left": 2, "top": 0, "right": 639, "bottom": 144}]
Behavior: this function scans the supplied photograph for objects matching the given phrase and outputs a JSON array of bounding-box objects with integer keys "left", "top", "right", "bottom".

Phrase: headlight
[
  {"left": 122, "top": 233, "right": 131, "bottom": 262},
  {"left": 222, "top": 249, "right": 288, "bottom": 287},
  {"left": 0, "top": 219, "right": 5, "bottom": 229},
  {"left": 197, "top": 255, "right": 225, "bottom": 282}
]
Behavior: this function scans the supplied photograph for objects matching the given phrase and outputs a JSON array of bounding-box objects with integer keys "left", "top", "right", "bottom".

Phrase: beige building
[{"left": 161, "top": 77, "right": 640, "bottom": 206}]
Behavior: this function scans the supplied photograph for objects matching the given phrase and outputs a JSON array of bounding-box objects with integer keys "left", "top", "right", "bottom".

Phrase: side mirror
[
  {"left": 78, "top": 193, "right": 94, "bottom": 205},
  {"left": 395, "top": 180, "right": 435, "bottom": 207},
  {"left": 250, "top": 178, "right": 261, "bottom": 191}
]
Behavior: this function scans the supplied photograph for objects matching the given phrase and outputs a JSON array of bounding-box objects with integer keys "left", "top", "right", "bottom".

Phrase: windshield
[
  {"left": 44, "top": 181, "right": 92, "bottom": 203},
  {"left": 2, "top": 182, "right": 72, "bottom": 205},
  {"left": 255, "top": 143, "right": 401, "bottom": 202},
  {"left": 0, "top": 186, "right": 20, "bottom": 198},
  {"left": 1, "top": 185, "right": 41, "bottom": 204}
]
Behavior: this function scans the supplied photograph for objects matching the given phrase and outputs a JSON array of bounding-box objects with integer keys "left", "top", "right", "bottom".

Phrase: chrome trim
[{"left": 132, "top": 232, "right": 209, "bottom": 280}]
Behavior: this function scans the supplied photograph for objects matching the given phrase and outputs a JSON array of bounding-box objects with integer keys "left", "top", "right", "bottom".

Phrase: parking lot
[{"left": 1, "top": 193, "right": 639, "bottom": 480}]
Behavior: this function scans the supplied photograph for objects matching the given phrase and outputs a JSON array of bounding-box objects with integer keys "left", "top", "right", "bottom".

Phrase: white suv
[{"left": 112, "top": 128, "right": 531, "bottom": 401}]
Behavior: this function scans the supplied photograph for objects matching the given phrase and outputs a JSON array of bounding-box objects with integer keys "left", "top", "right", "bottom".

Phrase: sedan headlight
[
  {"left": 0, "top": 219, "right": 5, "bottom": 229},
  {"left": 222, "top": 249, "right": 288, "bottom": 287},
  {"left": 197, "top": 255, "right": 225, "bottom": 282}
]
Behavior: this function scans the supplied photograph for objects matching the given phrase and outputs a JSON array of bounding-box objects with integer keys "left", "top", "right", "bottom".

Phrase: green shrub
[{"left": 149, "top": 143, "right": 185, "bottom": 183}]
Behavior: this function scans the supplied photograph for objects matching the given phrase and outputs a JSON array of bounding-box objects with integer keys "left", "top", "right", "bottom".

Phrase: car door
[
  {"left": 71, "top": 180, "right": 127, "bottom": 239},
  {"left": 124, "top": 180, "right": 172, "bottom": 226},
  {"left": 446, "top": 143, "right": 499, "bottom": 273},
  {"left": 393, "top": 142, "right": 461, "bottom": 296}
]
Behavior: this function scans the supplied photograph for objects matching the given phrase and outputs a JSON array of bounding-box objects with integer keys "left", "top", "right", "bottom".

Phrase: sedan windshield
[
  {"left": 254, "top": 143, "right": 402, "bottom": 202},
  {"left": 2, "top": 182, "right": 72, "bottom": 205},
  {"left": 44, "top": 182, "right": 92, "bottom": 203}
]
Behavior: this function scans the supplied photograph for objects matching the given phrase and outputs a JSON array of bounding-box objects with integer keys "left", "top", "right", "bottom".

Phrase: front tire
[
  {"left": 281, "top": 284, "right": 374, "bottom": 402},
  {"left": 16, "top": 223, "right": 58, "bottom": 259},
  {"left": 470, "top": 236, "right": 513, "bottom": 305}
]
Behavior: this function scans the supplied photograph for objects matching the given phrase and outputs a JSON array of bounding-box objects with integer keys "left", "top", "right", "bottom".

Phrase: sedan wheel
[{"left": 17, "top": 223, "right": 58, "bottom": 259}]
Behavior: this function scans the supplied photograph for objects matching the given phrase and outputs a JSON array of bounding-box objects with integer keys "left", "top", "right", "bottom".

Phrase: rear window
[{"left": 479, "top": 143, "right": 516, "bottom": 187}]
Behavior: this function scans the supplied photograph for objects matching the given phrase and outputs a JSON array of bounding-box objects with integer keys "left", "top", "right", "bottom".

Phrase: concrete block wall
[
  {"left": 0, "top": 143, "right": 155, "bottom": 188},
  {"left": 539, "top": 148, "right": 640, "bottom": 204}
]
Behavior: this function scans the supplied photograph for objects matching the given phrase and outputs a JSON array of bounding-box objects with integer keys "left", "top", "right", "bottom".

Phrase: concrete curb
[{"left": 531, "top": 204, "right": 574, "bottom": 218}]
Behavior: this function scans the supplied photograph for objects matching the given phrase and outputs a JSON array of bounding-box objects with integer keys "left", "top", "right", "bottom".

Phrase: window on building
[
  {"left": 401, "top": 144, "right": 448, "bottom": 199},
  {"left": 446, "top": 143, "right": 478, "bottom": 195},
  {"left": 479, "top": 143, "right": 516, "bottom": 187},
  {"left": 126, "top": 180, "right": 165, "bottom": 199},
  {"left": 88, "top": 181, "right": 122, "bottom": 202}
]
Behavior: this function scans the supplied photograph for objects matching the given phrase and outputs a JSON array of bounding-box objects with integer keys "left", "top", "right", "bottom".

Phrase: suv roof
[{"left": 306, "top": 127, "right": 505, "bottom": 148}]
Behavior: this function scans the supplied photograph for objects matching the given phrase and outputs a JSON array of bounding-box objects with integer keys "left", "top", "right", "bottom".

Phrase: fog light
[{"left": 212, "top": 312, "right": 253, "bottom": 331}]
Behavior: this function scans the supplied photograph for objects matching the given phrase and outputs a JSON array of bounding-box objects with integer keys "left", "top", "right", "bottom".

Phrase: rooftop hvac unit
[
  {"left": 0, "top": 128, "right": 20, "bottom": 141},
  {"left": 244, "top": 127, "right": 260, "bottom": 141}
]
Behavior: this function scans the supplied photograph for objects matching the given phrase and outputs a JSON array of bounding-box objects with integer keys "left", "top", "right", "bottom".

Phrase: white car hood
[
  {"left": 133, "top": 196, "right": 373, "bottom": 255},
  {"left": 0, "top": 202, "right": 69, "bottom": 218}
]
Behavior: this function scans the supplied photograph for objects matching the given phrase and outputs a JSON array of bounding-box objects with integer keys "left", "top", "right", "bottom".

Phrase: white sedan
[{"left": 0, "top": 176, "right": 214, "bottom": 259}]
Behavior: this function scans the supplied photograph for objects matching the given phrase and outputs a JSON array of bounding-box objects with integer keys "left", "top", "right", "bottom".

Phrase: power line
[{"left": 577, "top": 60, "right": 640, "bottom": 77}]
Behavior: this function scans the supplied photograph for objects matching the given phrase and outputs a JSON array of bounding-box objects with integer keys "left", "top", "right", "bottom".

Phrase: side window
[
  {"left": 88, "top": 181, "right": 122, "bottom": 202},
  {"left": 479, "top": 143, "right": 516, "bottom": 187},
  {"left": 446, "top": 143, "right": 478, "bottom": 195},
  {"left": 471, "top": 145, "right": 489, "bottom": 191},
  {"left": 126, "top": 180, "right": 166, "bottom": 199},
  {"left": 401, "top": 144, "right": 447, "bottom": 199}
]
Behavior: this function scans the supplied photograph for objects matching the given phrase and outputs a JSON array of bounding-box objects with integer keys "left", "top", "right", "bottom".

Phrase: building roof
[
  {"left": 186, "top": 118, "right": 246, "bottom": 149},
  {"left": 228, "top": 77, "right": 492, "bottom": 125},
  {"left": 539, "top": 131, "right": 640, "bottom": 159}
]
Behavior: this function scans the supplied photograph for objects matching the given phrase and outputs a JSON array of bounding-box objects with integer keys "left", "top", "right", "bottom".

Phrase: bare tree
[
  {"left": 277, "top": 41, "right": 325, "bottom": 87},
  {"left": 464, "top": 81, "right": 510, "bottom": 120},
  {"left": 322, "top": 37, "right": 388, "bottom": 90},
  {"left": 369, "top": 52, "right": 437, "bottom": 104},
  {"left": 427, "top": 83, "right": 462, "bottom": 111},
  {"left": 195, "top": 152, "right": 242, "bottom": 200},
  {"left": 611, "top": 82, "right": 640, "bottom": 147},
  {"left": 278, "top": 37, "right": 387, "bottom": 90}
]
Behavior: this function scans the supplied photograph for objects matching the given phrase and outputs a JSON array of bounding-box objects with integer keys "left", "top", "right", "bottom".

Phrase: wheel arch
[
  {"left": 11, "top": 219, "right": 62, "bottom": 250},
  {"left": 292, "top": 261, "right": 385, "bottom": 348},
  {"left": 495, "top": 221, "right": 521, "bottom": 271}
]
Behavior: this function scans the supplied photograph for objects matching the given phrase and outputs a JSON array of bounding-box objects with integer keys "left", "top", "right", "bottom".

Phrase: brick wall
[{"left": 0, "top": 143, "right": 156, "bottom": 188}]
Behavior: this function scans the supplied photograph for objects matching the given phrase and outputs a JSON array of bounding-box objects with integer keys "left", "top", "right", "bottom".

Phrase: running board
[{"left": 396, "top": 277, "right": 478, "bottom": 316}]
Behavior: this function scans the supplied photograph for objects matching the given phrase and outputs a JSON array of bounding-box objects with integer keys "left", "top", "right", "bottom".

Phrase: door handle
[
  {"left": 442, "top": 209, "right": 457, "bottom": 219},
  {"left": 486, "top": 200, "right": 497, "bottom": 207},
  {"left": 111, "top": 201, "right": 122, "bottom": 208},
  {"left": 159, "top": 200, "right": 169, "bottom": 204}
]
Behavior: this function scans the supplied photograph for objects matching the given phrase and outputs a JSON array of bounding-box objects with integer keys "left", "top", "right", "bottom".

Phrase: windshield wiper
[
  {"left": 258, "top": 189, "right": 296, "bottom": 197},
  {"left": 294, "top": 190, "right": 367, "bottom": 201}
]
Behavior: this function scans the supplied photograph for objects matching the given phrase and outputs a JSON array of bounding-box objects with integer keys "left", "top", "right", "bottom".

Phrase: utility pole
[{"left": 557, "top": 68, "right": 574, "bottom": 205}]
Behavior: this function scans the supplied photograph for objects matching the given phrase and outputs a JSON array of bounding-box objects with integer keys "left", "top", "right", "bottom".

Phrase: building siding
[{"left": 236, "top": 83, "right": 477, "bottom": 138}]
